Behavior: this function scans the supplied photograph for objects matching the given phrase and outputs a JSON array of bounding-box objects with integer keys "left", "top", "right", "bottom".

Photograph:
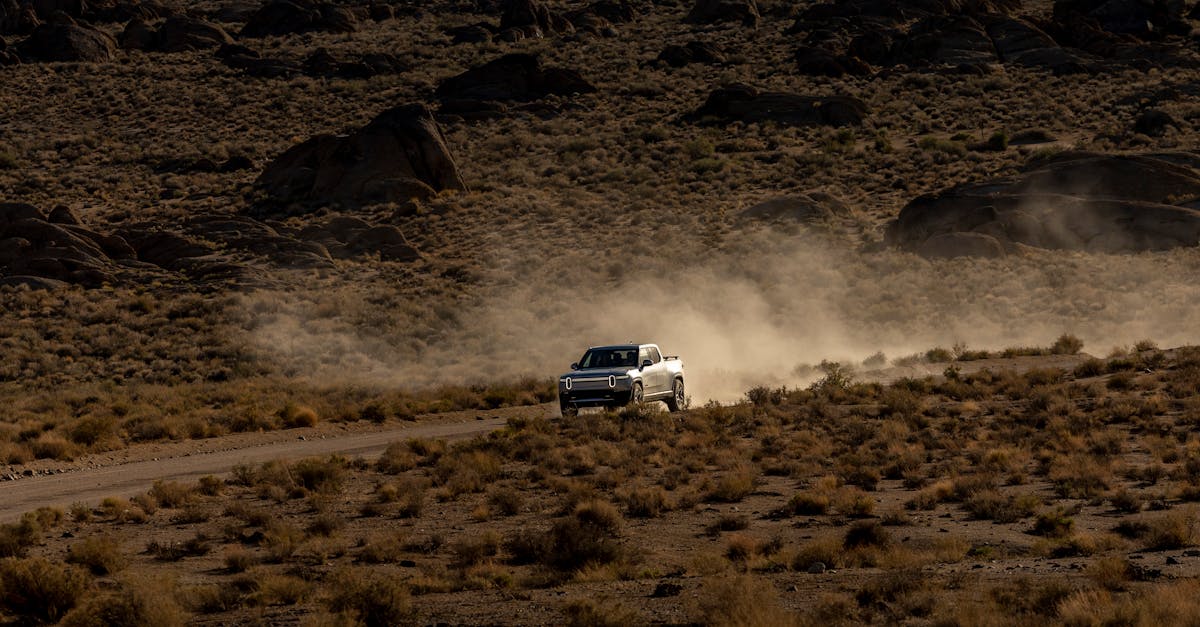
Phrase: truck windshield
[{"left": 579, "top": 348, "right": 638, "bottom": 369}]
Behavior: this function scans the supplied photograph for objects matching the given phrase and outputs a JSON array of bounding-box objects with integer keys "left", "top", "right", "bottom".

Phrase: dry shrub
[
  {"left": 963, "top": 490, "right": 1041, "bottom": 522},
  {"left": 66, "top": 534, "right": 126, "bottom": 575},
  {"left": 563, "top": 597, "right": 641, "bottom": 627},
  {"left": 434, "top": 449, "right": 503, "bottom": 499},
  {"left": 487, "top": 486, "right": 525, "bottom": 516},
  {"left": 356, "top": 532, "right": 407, "bottom": 564},
  {"left": 182, "top": 584, "right": 244, "bottom": 614},
  {"left": 0, "top": 517, "right": 41, "bottom": 558},
  {"left": 854, "top": 568, "right": 934, "bottom": 617},
  {"left": 60, "top": 575, "right": 186, "bottom": 627},
  {"left": 1048, "top": 455, "right": 1112, "bottom": 499},
  {"left": 707, "top": 464, "right": 758, "bottom": 503},
  {"left": 292, "top": 456, "right": 346, "bottom": 494},
  {"left": 695, "top": 575, "right": 798, "bottom": 627},
  {"left": 706, "top": 514, "right": 750, "bottom": 535},
  {"left": 147, "top": 533, "right": 211, "bottom": 561},
  {"left": 252, "top": 573, "right": 312, "bottom": 606},
  {"left": 792, "top": 536, "right": 843, "bottom": 571},
  {"left": 325, "top": 569, "right": 416, "bottom": 627},
  {"left": 1108, "top": 488, "right": 1144, "bottom": 514},
  {"left": 724, "top": 534, "right": 760, "bottom": 563},
  {"left": 1087, "top": 556, "right": 1134, "bottom": 591},
  {"left": 307, "top": 511, "right": 344, "bottom": 537},
  {"left": 222, "top": 547, "right": 257, "bottom": 573},
  {"left": 1142, "top": 509, "right": 1197, "bottom": 551},
  {"left": 279, "top": 403, "right": 319, "bottom": 428},
  {"left": 989, "top": 577, "right": 1076, "bottom": 618},
  {"left": 376, "top": 441, "right": 417, "bottom": 474},
  {"left": 452, "top": 530, "right": 502, "bottom": 568},
  {"left": 1032, "top": 508, "right": 1074, "bottom": 538},
  {"left": 0, "top": 556, "right": 90, "bottom": 623},
  {"left": 31, "top": 433, "right": 77, "bottom": 460},
  {"left": 99, "top": 497, "right": 149, "bottom": 523},
  {"left": 622, "top": 486, "right": 669, "bottom": 518},
  {"left": 545, "top": 500, "right": 625, "bottom": 571},
  {"left": 149, "top": 480, "right": 196, "bottom": 508},
  {"left": 832, "top": 487, "right": 876, "bottom": 517},
  {"left": 197, "top": 475, "right": 223, "bottom": 496},
  {"left": 375, "top": 477, "right": 425, "bottom": 518},
  {"left": 263, "top": 521, "right": 306, "bottom": 562},
  {"left": 782, "top": 491, "right": 829, "bottom": 516},
  {"left": 844, "top": 521, "right": 890, "bottom": 549}
]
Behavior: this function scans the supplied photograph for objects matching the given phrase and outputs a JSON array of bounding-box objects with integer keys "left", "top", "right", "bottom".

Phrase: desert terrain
[{"left": 2, "top": 0, "right": 1200, "bottom": 622}]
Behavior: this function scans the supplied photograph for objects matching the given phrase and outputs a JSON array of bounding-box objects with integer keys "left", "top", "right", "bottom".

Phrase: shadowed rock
[
  {"left": 690, "top": 84, "right": 867, "bottom": 127},
  {"left": 240, "top": 0, "right": 356, "bottom": 38},
  {"left": 256, "top": 103, "right": 466, "bottom": 210},
  {"left": 499, "top": 0, "right": 573, "bottom": 37},
  {"left": 18, "top": 22, "right": 116, "bottom": 61},
  {"left": 886, "top": 152, "right": 1200, "bottom": 257},
  {"left": 436, "top": 53, "right": 595, "bottom": 105},
  {"left": 153, "top": 16, "right": 233, "bottom": 51}
]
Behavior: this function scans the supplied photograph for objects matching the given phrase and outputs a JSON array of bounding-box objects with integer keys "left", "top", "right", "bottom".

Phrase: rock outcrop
[
  {"left": 690, "top": 84, "right": 867, "bottom": 127},
  {"left": 18, "top": 22, "right": 117, "bottom": 61},
  {"left": 886, "top": 152, "right": 1200, "bottom": 257},
  {"left": 240, "top": 0, "right": 356, "bottom": 38},
  {"left": 255, "top": 104, "right": 466, "bottom": 210}
]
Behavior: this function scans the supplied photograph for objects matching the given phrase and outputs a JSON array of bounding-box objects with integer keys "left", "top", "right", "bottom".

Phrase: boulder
[
  {"left": 686, "top": 0, "right": 759, "bottom": 26},
  {"left": 119, "top": 16, "right": 154, "bottom": 49},
  {"left": 691, "top": 84, "right": 867, "bottom": 127},
  {"left": 18, "top": 22, "right": 116, "bottom": 61},
  {"left": 240, "top": 0, "right": 356, "bottom": 38},
  {"left": 445, "top": 22, "right": 495, "bottom": 43},
  {"left": 154, "top": 16, "right": 233, "bottom": 52},
  {"left": 500, "top": 0, "right": 572, "bottom": 35},
  {"left": 886, "top": 152, "right": 1200, "bottom": 256},
  {"left": 1134, "top": 109, "right": 1178, "bottom": 137},
  {"left": 46, "top": 205, "right": 81, "bottom": 224},
  {"left": 435, "top": 53, "right": 595, "bottom": 104},
  {"left": 255, "top": 103, "right": 466, "bottom": 210}
]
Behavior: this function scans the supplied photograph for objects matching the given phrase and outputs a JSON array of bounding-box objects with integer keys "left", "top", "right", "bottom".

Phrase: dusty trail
[{"left": 0, "top": 404, "right": 555, "bottom": 522}]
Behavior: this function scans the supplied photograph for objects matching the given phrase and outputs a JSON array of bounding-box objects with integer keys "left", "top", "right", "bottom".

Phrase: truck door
[
  {"left": 640, "top": 346, "right": 665, "bottom": 396},
  {"left": 648, "top": 346, "right": 667, "bottom": 396}
]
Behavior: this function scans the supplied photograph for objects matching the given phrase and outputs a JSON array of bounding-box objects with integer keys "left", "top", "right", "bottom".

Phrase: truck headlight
[
  {"left": 563, "top": 377, "right": 572, "bottom": 391},
  {"left": 608, "top": 375, "right": 616, "bottom": 388}
]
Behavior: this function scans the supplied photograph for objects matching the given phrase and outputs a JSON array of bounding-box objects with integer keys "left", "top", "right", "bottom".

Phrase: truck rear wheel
[{"left": 666, "top": 378, "right": 685, "bottom": 412}]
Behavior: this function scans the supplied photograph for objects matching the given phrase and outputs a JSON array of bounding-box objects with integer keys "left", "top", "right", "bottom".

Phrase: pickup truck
[{"left": 558, "top": 343, "right": 685, "bottom": 415}]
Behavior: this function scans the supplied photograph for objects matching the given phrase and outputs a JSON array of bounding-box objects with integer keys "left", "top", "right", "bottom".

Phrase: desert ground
[{"left": 3, "top": 0, "right": 1200, "bottom": 622}]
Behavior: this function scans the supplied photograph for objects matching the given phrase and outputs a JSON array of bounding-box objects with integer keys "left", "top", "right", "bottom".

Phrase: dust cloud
[{"left": 246, "top": 231, "right": 1200, "bottom": 403}]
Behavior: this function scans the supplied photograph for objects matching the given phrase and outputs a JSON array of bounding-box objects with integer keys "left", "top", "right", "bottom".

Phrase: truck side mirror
[
  {"left": 570, "top": 363, "right": 579, "bottom": 370},
  {"left": 641, "top": 359, "right": 652, "bottom": 370}
]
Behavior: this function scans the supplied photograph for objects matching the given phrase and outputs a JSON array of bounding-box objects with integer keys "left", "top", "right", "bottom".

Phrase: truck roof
[{"left": 587, "top": 343, "right": 653, "bottom": 350}]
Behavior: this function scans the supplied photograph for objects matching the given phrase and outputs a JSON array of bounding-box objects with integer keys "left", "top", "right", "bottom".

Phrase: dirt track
[{"left": 0, "top": 404, "right": 555, "bottom": 522}]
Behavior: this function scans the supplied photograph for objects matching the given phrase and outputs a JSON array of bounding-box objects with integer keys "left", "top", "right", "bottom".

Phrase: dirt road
[{"left": 0, "top": 404, "right": 554, "bottom": 522}]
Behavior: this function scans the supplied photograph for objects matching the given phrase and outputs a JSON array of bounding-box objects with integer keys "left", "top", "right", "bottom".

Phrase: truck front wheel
[{"left": 629, "top": 382, "right": 644, "bottom": 405}]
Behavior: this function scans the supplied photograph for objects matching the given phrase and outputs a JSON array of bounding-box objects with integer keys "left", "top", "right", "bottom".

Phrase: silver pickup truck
[{"left": 558, "top": 343, "right": 685, "bottom": 415}]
